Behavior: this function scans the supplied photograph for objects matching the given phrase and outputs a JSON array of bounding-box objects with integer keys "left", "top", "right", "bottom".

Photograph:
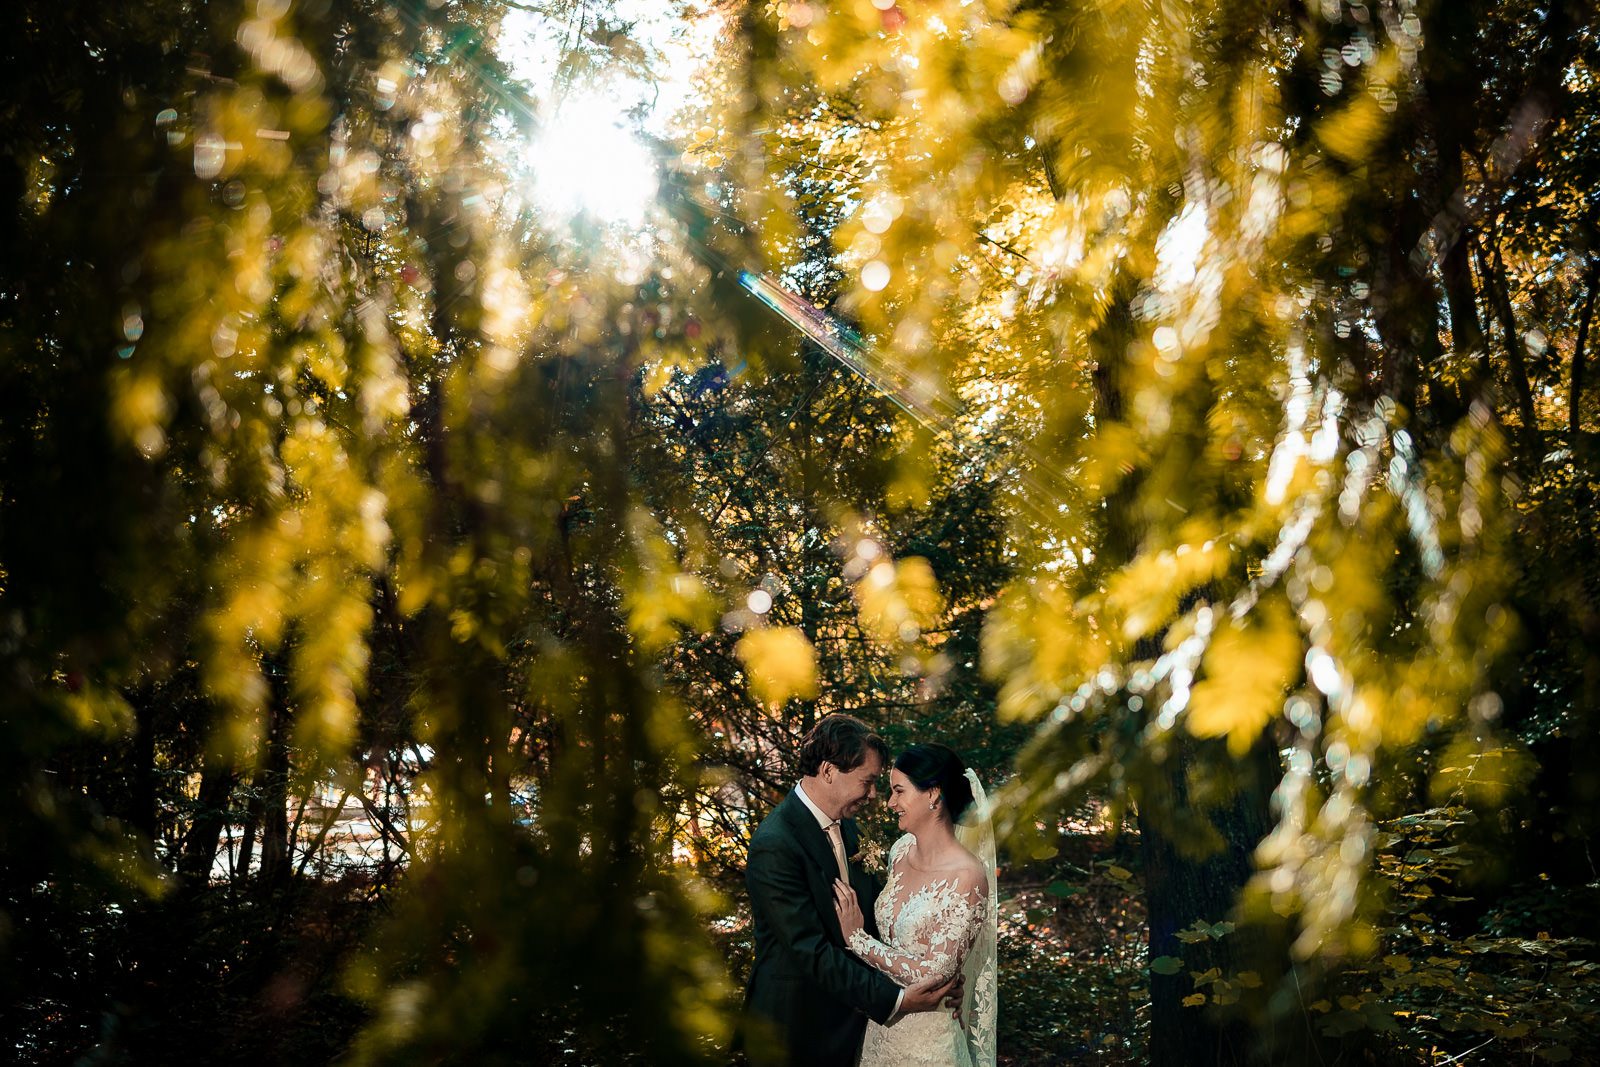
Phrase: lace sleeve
[{"left": 846, "top": 872, "right": 988, "bottom": 986}]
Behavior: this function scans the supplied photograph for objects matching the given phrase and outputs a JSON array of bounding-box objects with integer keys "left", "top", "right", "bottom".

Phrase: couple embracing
[{"left": 742, "top": 714, "right": 997, "bottom": 1067}]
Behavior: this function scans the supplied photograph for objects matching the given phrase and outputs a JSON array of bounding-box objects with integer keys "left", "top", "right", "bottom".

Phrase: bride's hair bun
[{"left": 895, "top": 743, "right": 974, "bottom": 823}]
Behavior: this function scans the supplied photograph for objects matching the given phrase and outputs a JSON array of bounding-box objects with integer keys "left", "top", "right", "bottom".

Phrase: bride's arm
[{"left": 836, "top": 873, "right": 987, "bottom": 986}]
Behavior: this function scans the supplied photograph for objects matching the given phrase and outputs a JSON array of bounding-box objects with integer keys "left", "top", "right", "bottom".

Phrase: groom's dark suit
[{"left": 743, "top": 787, "right": 900, "bottom": 1067}]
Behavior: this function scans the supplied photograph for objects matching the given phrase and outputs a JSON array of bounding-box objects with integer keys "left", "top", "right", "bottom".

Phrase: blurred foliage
[
  {"left": 0, "top": 0, "right": 742, "bottom": 1061},
  {"left": 7, "top": 0, "right": 1600, "bottom": 1063},
  {"left": 712, "top": 0, "right": 1600, "bottom": 1060}
]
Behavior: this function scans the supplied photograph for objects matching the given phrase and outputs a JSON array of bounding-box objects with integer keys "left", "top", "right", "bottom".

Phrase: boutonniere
[{"left": 853, "top": 834, "right": 886, "bottom": 874}]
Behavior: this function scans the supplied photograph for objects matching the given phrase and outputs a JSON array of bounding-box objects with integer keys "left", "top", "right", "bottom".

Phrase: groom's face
[{"left": 828, "top": 752, "right": 884, "bottom": 820}]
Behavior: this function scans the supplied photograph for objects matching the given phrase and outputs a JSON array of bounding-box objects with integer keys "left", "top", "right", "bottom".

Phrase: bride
[{"left": 832, "top": 743, "right": 998, "bottom": 1067}]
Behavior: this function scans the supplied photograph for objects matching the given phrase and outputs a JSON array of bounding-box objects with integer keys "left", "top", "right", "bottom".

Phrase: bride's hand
[{"left": 832, "top": 879, "right": 864, "bottom": 939}]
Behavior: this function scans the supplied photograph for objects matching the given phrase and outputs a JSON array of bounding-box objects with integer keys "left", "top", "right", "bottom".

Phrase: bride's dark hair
[{"left": 895, "top": 743, "right": 974, "bottom": 822}]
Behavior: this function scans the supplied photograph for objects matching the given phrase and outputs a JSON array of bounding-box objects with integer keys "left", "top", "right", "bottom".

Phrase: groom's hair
[{"left": 797, "top": 714, "right": 889, "bottom": 777}]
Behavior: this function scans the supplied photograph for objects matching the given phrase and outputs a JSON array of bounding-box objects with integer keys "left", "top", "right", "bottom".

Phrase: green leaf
[
  {"left": 1150, "top": 956, "right": 1184, "bottom": 975},
  {"left": 1044, "top": 880, "right": 1078, "bottom": 899}
]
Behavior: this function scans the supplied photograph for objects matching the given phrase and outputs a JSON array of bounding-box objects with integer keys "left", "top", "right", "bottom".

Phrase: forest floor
[{"left": 995, "top": 830, "right": 1149, "bottom": 1066}]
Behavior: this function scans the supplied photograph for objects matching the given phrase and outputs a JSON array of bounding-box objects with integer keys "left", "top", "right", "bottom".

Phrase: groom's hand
[{"left": 899, "top": 971, "right": 964, "bottom": 1017}]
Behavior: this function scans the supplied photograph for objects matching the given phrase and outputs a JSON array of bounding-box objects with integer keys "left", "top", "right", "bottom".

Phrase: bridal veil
[{"left": 955, "top": 768, "right": 998, "bottom": 1067}]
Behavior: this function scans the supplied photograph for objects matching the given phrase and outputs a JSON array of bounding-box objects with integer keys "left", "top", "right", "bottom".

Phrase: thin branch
[
  {"left": 296, "top": 787, "right": 353, "bottom": 878},
  {"left": 975, "top": 230, "right": 1033, "bottom": 264},
  {"left": 353, "top": 782, "right": 412, "bottom": 856}
]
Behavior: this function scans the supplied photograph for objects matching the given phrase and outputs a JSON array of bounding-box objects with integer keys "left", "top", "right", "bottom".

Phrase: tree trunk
[
  {"left": 795, "top": 347, "right": 824, "bottom": 736},
  {"left": 256, "top": 668, "right": 292, "bottom": 887},
  {"left": 1570, "top": 255, "right": 1599, "bottom": 436},
  {"left": 237, "top": 787, "right": 259, "bottom": 882},
  {"left": 127, "top": 706, "right": 158, "bottom": 842},
  {"left": 1373, "top": 188, "right": 1441, "bottom": 419},
  {"left": 1421, "top": 0, "right": 1487, "bottom": 418},
  {"left": 178, "top": 755, "right": 236, "bottom": 886},
  {"left": 1139, "top": 739, "right": 1275, "bottom": 1066},
  {"left": 1443, "top": 228, "right": 1486, "bottom": 346},
  {"left": 1088, "top": 267, "right": 1304, "bottom": 1063},
  {"left": 1092, "top": 276, "right": 1263, "bottom": 1062},
  {"left": 1478, "top": 236, "right": 1541, "bottom": 447}
]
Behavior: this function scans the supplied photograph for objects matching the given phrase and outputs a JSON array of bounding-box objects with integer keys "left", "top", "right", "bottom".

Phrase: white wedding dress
[{"left": 845, "top": 772, "right": 998, "bottom": 1067}]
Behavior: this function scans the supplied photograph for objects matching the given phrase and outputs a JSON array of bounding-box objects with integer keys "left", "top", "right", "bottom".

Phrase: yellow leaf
[
  {"left": 1428, "top": 733, "right": 1536, "bottom": 807},
  {"left": 1107, "top": 532, "right": 1230, "bottom": 640},
  {"left": 1182, "top": 993, "right": 1207, "bottom": 1007},
  {"left": 856, "top": 556, "right": 943, "bottom": 644},
  {"left": 61, "top": 684, "right": 136, "bottom": 739},
  {"left": 1383, "top": 955, "right": 1412, "bottom": 973},
  {"left": 1316, "top": 92, "right": 1385, "bottom": 165},
  {"left": 736, "top": 627, "right": 818, "bottom": 705},
  {"left": 1187, "top": 600, "right": 1301, "bottom": 756},
  {"left": 623, "top": 510, "right": 716, "bottom": 650},
  {"left": 983, "top": 580, "right": 1113, "bottom": 722},
  {"left": 1080, "top": 422, "right": 1146, "bottom": 494}
]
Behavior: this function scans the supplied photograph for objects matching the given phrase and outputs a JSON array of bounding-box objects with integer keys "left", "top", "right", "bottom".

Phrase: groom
[{"left": 742, "top": 714, "right": 958, "bottom": 1066}]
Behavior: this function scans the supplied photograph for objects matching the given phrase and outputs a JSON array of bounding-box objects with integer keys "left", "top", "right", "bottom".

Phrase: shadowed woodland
[{"left": 3, "top": 0, "right": 1600, "bottom": 1063}]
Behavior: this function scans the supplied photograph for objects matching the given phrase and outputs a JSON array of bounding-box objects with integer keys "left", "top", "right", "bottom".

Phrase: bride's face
[{"left": 885, "top": 769, "right": 938, "bottom": 832}]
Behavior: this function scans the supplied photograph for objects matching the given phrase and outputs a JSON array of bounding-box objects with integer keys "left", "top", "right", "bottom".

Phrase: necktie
[{"left": 824, "top": 821, "right": 850, "bottom": 884}]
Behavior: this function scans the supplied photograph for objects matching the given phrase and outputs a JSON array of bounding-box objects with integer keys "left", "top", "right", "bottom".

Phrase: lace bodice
[{"left": 845, "top": 834, "right": 988, "bottom": 987}]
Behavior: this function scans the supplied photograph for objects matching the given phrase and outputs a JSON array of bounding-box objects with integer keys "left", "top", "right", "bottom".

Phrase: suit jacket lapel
[
  {"left": 781, "top": 788, "right": 843, "bottom": 882},
  {"left": 779, "top": 792, "right": 883, "bottom": 944}
]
